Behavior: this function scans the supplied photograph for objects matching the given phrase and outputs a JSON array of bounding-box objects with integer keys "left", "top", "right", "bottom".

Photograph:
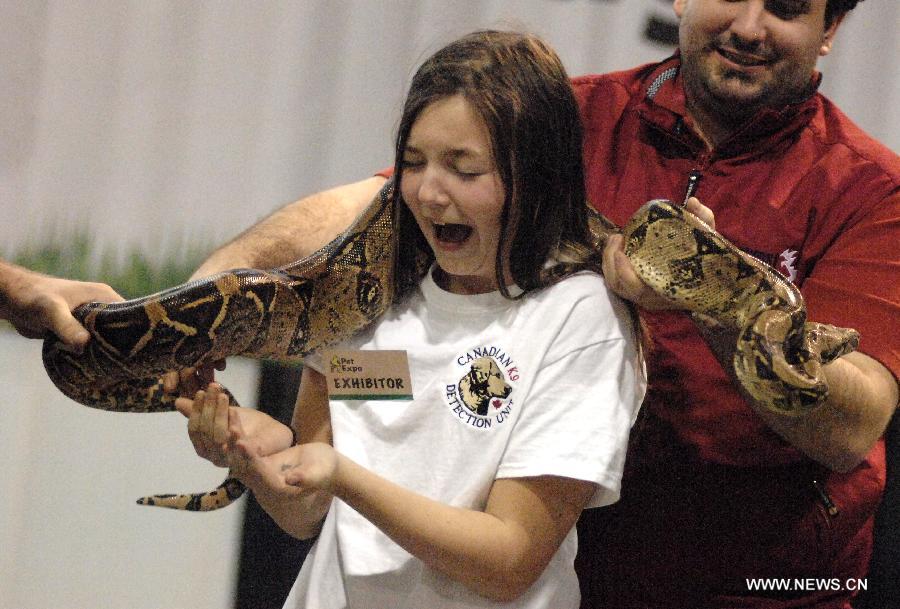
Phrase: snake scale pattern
[
  {"left": 43, "top": 183, "right": 398, "bottom": 510},
  {"left": 42, "top": 185, "right": 858, "bottom": 510},
  {"left": 619, "top": 200, "right": 858, "bottom": 414}
]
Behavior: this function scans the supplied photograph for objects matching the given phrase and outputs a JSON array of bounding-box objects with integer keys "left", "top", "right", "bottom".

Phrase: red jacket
[{"left": 574, "top": 55, "right": 900, "bottom": 608}]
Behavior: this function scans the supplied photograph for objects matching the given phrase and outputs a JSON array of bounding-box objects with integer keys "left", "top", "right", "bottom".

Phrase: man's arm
[
  {"left": 602, "top": 204, "right": 899, "bottom": 472},
  {"left": 756, "top": 351, "right": 898, "bottom": 473},
  {"left": 191, "top": 176, "right": 387, "bottom": 279},
  {"left": 163, "top": 176, "right": 387, "bottom": 393}
]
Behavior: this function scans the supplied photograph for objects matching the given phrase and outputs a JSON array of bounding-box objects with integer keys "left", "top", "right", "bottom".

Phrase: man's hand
[
  {"left": 602, "top": 197, "right": 714, "bottom": 309},
  {"left": 0, "top": 262, "right": 123, "bottom": 350}
]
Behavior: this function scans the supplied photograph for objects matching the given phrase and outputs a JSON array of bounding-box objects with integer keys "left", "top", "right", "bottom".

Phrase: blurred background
[{"left": 2, "top": 1, "right": 897, "bottom": 608}]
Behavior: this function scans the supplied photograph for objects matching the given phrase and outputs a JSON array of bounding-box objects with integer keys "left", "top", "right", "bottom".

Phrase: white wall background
[
  {"left": 0, "top": 332, "right": 259, "bottom": 609},
  {"left": 1, "top": 2, "right": 897, "bottom": 608},
  {"left": 2, "top": 1, "right": 897, "bottom": 262}
]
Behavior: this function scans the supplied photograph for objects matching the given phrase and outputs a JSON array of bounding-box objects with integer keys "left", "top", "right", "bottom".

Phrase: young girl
[{"left": 180, "top": 30, "right": 644, "bottom": 608}]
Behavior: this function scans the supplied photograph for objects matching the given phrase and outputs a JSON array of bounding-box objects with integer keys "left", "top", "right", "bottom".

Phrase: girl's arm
[
  {"left": 261, "top": 372, "right": 597, "bottom": 602},
  {"left": 229, "top": 367, "right": 335, "bottom": 540},
  {"left": 316, "top": 455, "right": 596, "bottom": 602}
]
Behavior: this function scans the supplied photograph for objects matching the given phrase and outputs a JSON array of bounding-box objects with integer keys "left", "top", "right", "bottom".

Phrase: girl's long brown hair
[
  {"left": 390, "top": 30, "right": 646, "bottom": 360},
  {"left": 392, "top": 30, "right": 600, "bottom": 299}
]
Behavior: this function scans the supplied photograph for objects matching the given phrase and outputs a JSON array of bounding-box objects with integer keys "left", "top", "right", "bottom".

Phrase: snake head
[{"left": 585, "top": 203, "right": 620, "bottom": 250}]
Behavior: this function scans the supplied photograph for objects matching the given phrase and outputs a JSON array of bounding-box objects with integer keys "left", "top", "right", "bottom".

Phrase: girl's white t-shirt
[{"left": 284, "top": 269, "right": 645, "bottom": 609}]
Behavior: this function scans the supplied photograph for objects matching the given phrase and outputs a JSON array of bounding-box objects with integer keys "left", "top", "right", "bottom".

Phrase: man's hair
[
  {"left": 826, "top": 0, "right": 863, "bottom": 26},
  {"left": 392, "top": 30, "right": 596, "bottom": 298}
]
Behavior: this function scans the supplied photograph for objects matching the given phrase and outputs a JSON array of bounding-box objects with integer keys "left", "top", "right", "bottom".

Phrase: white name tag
[{"left": 324, "top": 350, "right": 413, "bottom": 401}]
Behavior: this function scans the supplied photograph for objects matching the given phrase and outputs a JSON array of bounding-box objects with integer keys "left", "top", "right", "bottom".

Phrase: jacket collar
[{"left": 637, "top": 53, "right": 820, "bottom": 160}]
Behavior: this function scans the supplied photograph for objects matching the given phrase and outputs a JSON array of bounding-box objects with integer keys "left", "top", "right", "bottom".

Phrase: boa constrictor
[
  {"left": 621, "top": 201, "right": 858, "bottom": 412},
  {"left": 43, "top": 183, "right": 401, "bottom": 510},
  {"left": 41, "top": 183, "right": 858, "bottom": 511}
]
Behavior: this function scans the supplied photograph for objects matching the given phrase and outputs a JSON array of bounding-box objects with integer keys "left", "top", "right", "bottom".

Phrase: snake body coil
[
  {"left": 620, "top": 200, "right": 858, "bottom": 414},
  {"left": 42, "top": 190, "right": 858, "bottom": 510},
  {"left": 43, "top": 183, "right": 398, "bottom": 510}
]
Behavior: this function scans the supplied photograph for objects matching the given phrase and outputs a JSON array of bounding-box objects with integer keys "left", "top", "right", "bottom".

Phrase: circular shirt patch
[{"left": 443, "top": 345, "right": 519, "bottom": 430}]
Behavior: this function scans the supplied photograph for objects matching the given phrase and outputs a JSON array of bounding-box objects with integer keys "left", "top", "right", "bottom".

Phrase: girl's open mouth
[{"left": 434, "top": 223, "right": 473, "bottom": 244}]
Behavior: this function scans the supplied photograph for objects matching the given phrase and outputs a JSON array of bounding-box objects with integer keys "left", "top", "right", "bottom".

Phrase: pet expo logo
[{"left": 443, "top": 346, "right": 519, "bottom": 430}]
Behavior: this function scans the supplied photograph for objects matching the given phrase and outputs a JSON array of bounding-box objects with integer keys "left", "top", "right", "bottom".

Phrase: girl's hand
[
  {"left": 275, "top": 442, "right": 340, "bottom": 493},
  {"left": 230, "top": 442, "right": 339, "bottom": 495},
  {"left": 221, "top": 442, "right": 335, "bottom": 540},
  {"left": 162, "top": 360, "right": 226, "bottom": 399},
  {"left": 175, "top": 383, "right": 294, "bottom": 467}
]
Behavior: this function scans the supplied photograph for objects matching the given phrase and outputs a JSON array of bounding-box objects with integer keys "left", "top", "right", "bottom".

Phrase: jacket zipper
[
  {"left": 682, "top": 145, "right": 714, "bottom": 207},
  {"left": 682, "top": 169, "right": 703, "bottom": 207},
  {"left": 812, "top": 479, "right": 840, "bottom": 517}
]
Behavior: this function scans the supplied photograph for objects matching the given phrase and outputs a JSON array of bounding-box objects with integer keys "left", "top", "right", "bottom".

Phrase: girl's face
[{"left": 400, "top": 95, "right": 509, "bottom": 295}]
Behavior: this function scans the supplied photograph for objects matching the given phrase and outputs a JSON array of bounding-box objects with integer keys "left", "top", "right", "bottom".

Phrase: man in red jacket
[
  {"left": 180, "top": 1, "right": 898, "bottom": 607},
  {"left": 572, "top": 1, "right": 898, "bottom": 607}
]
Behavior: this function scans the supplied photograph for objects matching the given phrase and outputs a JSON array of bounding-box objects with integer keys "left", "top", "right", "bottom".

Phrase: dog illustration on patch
[{"left": 458, "top": 357, "right": 512, "bottom": 416}]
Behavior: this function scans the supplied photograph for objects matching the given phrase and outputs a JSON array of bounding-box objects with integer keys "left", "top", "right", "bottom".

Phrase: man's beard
[{"left": 682, "top": 56, "right": 802, "bottom": 129}]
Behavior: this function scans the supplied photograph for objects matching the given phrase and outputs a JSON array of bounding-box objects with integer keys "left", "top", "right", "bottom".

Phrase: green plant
[{"left": 9, "top": 231, "right": 208, "bottom": 299}]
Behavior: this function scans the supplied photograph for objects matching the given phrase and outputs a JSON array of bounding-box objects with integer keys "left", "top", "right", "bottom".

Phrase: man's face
[{"left": 673, "top": 0, "right": 843, "bottom": 120}]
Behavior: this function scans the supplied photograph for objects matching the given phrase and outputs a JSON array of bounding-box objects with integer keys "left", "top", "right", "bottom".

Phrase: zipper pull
[
  {"left": 681, "top": 169, "right": 702, "bottom": 207},
  {"left": 812, "top": 479, "right": 840, "bottom": 517}
]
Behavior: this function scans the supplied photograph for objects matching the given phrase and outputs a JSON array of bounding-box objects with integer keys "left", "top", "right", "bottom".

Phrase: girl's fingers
[
  {"left": 174, "top": 396, "right": 194, "bottom": 418},
  {"left": 186, "top": 390, "right": 206, "bottom": 437},
  {"left": 212, "top": 391, "right": 229, "bottom": 445},
  {"left": 199, "top": 386, "right": 219, "bottom": 436}
]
